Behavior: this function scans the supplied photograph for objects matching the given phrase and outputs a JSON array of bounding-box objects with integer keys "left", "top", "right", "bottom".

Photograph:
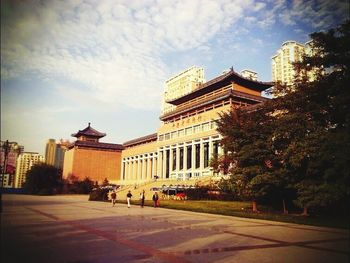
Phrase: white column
[
  {"left": 122, "top": 161, "right": 125, "bottom": 181},
  {"left": 209, "top": 138, "right": 214, "bottom": 160},
  {"left": 130, "top": 160, "right": 133, "bottom": 181},
  {"left": 147, "top": 155, "right": 152, "bottom": 180},
  {"left": 162, "top": 150, "right": 167, "bottom": 179},
  {"left": 176, "top": 145, "right": 180, "bottom": 172},
  {"left": 200, "top": 140, "right": 204, "bottom": 174},
  {"left": 191, "top": 142, "right": 196, "bottom": 174},
  {"left": 137, "top": 157, "right": 141, "bottom": 181},
  {"left": 184, "top": 144, "right": 188, "bottom": 171},
  {"left": 169, "top": 147, "right": 174, "bottom": 174},
  {"left": 152, "top": 155, "right": 157, "bottom": 179},
  {"left": 142, "top": 155, "right": 147, "bottom": 180},
  {"left": 157, "top": 149, "right": 163, "bottom": 179}
]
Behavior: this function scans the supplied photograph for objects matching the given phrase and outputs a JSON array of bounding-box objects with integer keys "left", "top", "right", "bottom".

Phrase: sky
[{"left": 1, "top": 0, "right": 349, "bottom": 155}]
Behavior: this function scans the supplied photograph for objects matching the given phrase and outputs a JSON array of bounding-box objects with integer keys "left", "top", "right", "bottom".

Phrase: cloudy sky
[{"left": 1, "top": 0, "right": 348, "bottom": 154}]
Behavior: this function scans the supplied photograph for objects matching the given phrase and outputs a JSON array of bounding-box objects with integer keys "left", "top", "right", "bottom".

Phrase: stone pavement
[{"left": 1, "top": 194, "right": 349, "bottom": 263}]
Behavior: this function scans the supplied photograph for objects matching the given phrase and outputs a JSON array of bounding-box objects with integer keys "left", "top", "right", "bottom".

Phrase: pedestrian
[
  {"left": 152, "top": 192, "right": 159, "bottom": 208},
  {"left": 126, "top": 190, "right": 132, "bottom": 208},
  {"left": 111, "top": 191, "right": 117, "bottom": 207},
  {"left": 140, "top": 190, "right": 145, "bottom": 208}
]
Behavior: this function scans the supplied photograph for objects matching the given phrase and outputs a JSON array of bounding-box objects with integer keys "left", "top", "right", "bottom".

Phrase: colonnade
[{"left": 122, "top": 136, "right": 223, "bottom": 182}]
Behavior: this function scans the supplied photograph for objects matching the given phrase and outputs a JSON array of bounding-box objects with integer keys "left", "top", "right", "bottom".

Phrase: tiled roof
[
  {"left": 166, "top": 69, "right": 274, "bottom": 105},
  {"left": 71, "top": 123, "right": 106, "bottom": 138},
  {"left": 160, "top": 89, "right": 269, "bottom": 121},
  {"left": 123, "top": 133, "right": 158, "bottom": 147},
  {"left": 69, "top": 140, "right": 124, "bottom": 151}
]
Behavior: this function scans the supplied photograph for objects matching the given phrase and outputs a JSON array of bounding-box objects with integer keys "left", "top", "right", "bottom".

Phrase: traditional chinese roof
[
  {"left": 160, "top": 89, "right": 269, "bottom": 121},
  {"left": 71, "top": 123, "right": 106, "bottom": 139},
  {"left": 123, "top": 133, "right": 158, "bottom": 147},
  {"left": 166, "top": 69, "right": 273, "bottom": 106},
  {"left": 68, "top": 140, "right": 124, "bottom": 151}
]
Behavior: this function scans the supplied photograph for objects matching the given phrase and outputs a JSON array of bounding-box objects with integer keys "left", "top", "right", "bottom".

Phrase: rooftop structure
[
  {"left": 71, "top": 122, "right": 106, "bottom": 142},
  {"left": 63, "top": 123, "right": 124, "bottom": 184}
]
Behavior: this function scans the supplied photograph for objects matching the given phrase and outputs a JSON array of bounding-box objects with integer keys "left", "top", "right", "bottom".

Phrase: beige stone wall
[
  {"left": 122, "top": 141, "right": 157, "bottom": 158},
  {"left": 63, "top": 147, "right": 122, "bottom": 184},
  {"left": 158, "top": 103, "right": 231, "bottom": 135},
  {"left": 62, "top": 149, "right": 74, "bottom": 179}
]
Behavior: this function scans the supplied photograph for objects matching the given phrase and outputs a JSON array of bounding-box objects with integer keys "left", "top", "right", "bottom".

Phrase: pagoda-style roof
[
  {"left": 71, "top": 123, "right": 106, "bottom": 139},
  {"left": 160, "top": 89, "right": 269, "bottom": 121},
  {"left": 68, "top": 141, "right": 124, "bottom": 151},
  {"left": 123, "top": 133, "right": 158, "bottom": 147},
  {"left": 166, "top": 69, "right": 273, "bottom": 106}
]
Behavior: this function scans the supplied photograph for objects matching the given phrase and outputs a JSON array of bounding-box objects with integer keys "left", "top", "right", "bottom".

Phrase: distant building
[
  {"left": 241, "top": 69, "right": 258, "bottom": 81},
  {"left": 45, "top": 138, "right": 70, "bottom": 170},
  {"left": 162, "top": 66, "right": 205, "bottom": 115},
  {"left": 0, "top": 141, "right": 24, "bottom": 188},
  {"left": 62, "top": 123, "right": 124, "bottom": 184},
  {"left": 15, "top": 152, "right": 44, "bottom": 188},
  {"left": 271, "top": 40, "right": 319, "bottom": 87},
  {"left": 45, "top": 139, "right": 56, "bottom": 166},
  {"left": 271, "top": 40, "right": 305, "bottom": 86}
]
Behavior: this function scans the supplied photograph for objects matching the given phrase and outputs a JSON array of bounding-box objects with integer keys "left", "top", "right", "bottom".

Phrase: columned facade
[{"left": 120, "top": 68, "right": 272, "bottom": 184}]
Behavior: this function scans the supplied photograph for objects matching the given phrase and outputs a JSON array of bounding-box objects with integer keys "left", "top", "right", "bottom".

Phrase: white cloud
[
  {"left": 279, "top": 0, "right": 348, "bottom": 29},
  {"left": 2, "top": 0, "right": 258, "bottom": 111}
]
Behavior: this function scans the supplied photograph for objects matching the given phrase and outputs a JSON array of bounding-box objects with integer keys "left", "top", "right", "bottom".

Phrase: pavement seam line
[{"left": 25, "top": 207, "right": 191, "bottom": 263}]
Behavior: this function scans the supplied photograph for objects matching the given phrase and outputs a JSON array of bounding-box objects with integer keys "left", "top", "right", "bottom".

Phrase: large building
[
  {"left": 45, "top": 139, "right": 56, "bottom": 166},
  {"left": 62, "top": 123, "right": 124, "bottom": 184},
  {"left": 0, "top": 141, "right": 24, "bottom": 188},
  {"left": 15, "top": 152, "right": 44, "bottom": 188},
  {"left": 271, "top": 40, "right": 318, "bottom": 87},
  {"left": 120, "top": 67, "right": 273, "bottom": 184},
  {"left": 271, "top": 40, "right": 305, "bottom": 86},
  {"left": 45, "top": 138, "right": 70, "bottom": 170}
]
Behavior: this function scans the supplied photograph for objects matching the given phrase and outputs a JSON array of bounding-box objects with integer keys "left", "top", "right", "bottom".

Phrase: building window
[
  {"left": 204, "top": 142, "right": 209, "bottom": 168},
  {"left": 195, "top": 144, "right": 200, "bottom": 169},
  {"left": 179, "top": 147, "right": 184, "bottom": 170},
  {"left": 202, "top": 122, "right": 210, "bottom": 131},
  {"left": 187, "top": 145, "right": 192, "bottom": 169},
  {"left": 165, "top": 133, "right": 170, "bottom": 140},
  {"left": 166, "top": 150, "right": 170, "bottom": 178},
  {"left": 194, "top": 125, "right": 201, "bottom": 133},
  {"left": 171, "top": 131, "right": 177, "bottom": 139},
  {"left": 172, "top": 149, "right": 176, "bottom": 171},
  {"left": 185, "top": 127, "right": 192, "bottom": 135},
  {"left": 213, "top": 141, "right": 219, "bottom": 157},
  {"left": 178, "top": 129, "right": 184, "bottom": 137}
]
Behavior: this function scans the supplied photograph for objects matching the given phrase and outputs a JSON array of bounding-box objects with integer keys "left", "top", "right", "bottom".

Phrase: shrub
[{"left": 89, "top": 188, "right": 109, "bottom": 201}]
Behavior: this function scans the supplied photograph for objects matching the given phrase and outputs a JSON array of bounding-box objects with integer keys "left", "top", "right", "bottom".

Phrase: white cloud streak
[{"left": 1, "top": 0, "right": 255, "bottom": 110}]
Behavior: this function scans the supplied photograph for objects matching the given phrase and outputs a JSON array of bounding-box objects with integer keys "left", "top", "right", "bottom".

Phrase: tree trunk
[
  {"left": 252, "top": 200, "right": 258, "bottom": 212},
  {"left": 301, "top": 206, "right": 309, "bottom": 216},
  {"left": 282, "top": 199, "right": 288, "bottom": 214}
]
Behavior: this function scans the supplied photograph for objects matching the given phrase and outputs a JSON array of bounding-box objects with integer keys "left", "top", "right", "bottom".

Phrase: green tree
[
  {"left": 215, "top": 21, "right": 350, "bottom": 215},
  {"left": 24, "top": 163, "right": 62, "bottom": 195}
]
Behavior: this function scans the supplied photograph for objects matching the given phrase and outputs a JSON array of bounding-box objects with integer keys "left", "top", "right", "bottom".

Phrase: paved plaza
[{"left": 1, "top": 194, "right": 349, "bottom": 263}]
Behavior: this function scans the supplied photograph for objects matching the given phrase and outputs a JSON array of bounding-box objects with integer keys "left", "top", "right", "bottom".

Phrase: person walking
[
  {"left": 152, "top": 192, "right": 159, "bottom": 208},
  {"left": 140, "top": 190, "right": 145, "bottom": 208},
  {"left": 126, "top": 190, "right": 132, "bottom": 208},
  {"left": 111, "top": 191, "right": 117, "bottom": 207}
]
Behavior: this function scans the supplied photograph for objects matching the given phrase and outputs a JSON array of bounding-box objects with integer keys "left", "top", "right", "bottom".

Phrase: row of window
[{"left": 159, "top": 121, "right": 217, "bottom": 141}]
